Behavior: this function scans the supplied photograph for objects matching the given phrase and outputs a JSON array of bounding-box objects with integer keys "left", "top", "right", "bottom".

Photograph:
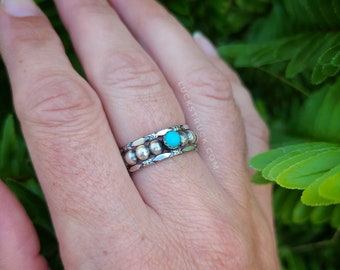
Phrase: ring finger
[{"left": 108, "top": 0, "right": 250, "bottom": 197}]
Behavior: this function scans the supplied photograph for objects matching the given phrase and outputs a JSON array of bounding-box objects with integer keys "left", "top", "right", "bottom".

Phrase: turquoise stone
[{"left": 164, "top": 131, "right": 181, "bottom": 149}]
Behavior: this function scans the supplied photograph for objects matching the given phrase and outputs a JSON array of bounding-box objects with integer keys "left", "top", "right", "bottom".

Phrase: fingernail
[
  {"left": 1, "top": 0, "right": 40, "bottom": 17},
  {"left": 193, "top": 31, "right": 218, "bottom": 58}
]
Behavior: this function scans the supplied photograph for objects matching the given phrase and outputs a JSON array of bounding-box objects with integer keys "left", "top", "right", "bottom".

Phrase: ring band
[{"left": 120, "top": 125, "right": 198, "bottom": 173}]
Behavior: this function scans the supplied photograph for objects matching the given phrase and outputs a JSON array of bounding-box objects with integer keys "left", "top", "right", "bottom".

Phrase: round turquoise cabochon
[{"left": 164, "top": 131, "right": 181, "bottom": 149}]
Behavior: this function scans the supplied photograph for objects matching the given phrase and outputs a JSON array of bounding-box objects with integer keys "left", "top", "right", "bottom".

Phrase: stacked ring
[{"left": 120, "top": 125, "right": 198, "bottom": 173}]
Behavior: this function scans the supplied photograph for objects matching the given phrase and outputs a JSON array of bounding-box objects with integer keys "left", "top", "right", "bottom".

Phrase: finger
[
  {"left": 0, "top": 181, "right": 48, "bottom": 270},
  {"left": 0, "top": 3, "right": 147, "bottom": 265},
  {"left": 193, "top": 32, "right": 274, "bottom": 223},
  {"left": 54, "top": 0, "right": 222, "bottom": 209},
  {"left": 193, "top": 33, "right": 270, "bottom": 159},
  {"left": 109, "top": 0, "right": 249, "bottom": 196},
  {"left": 55, "top": 0, "right": 184, "bottom": 144}
]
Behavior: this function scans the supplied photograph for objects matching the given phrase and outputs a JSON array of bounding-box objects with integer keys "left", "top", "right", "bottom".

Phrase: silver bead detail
[
  {"left": 124, "top": 150, "right": 137, "bottom": 166},
  {"left": 179, "top": 131, "right": 188, "bottom": 146},
  {"left": 135, "top": 145, "right": 150, "bottom": 161},
  {"left": 186, "top": 130, "right": 198, "bottom": 144},
  {"left": 149, "top": 140, "right": 163, "bottom": 155}
]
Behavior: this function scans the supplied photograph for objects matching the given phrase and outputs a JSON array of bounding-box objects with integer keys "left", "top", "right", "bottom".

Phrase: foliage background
[{"left": 0, "top": 0, "right": 339, "bottom": 269}]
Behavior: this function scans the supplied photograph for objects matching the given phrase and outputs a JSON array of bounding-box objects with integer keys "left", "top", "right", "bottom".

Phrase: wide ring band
[{"left": 120, "top": 125, "right": 198, "bottom": 173}]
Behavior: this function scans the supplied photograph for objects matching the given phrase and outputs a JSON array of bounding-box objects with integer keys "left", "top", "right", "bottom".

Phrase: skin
[{"left": 0, "top": 0, "right": 280, "bottom": 269}]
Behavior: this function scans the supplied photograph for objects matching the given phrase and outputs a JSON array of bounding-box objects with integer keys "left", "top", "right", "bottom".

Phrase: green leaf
[
  {"left": 301, "top": 164, "right": 340, "bottom": 206},
  {"left": 283, "top": 0, "right": 340, "bottom": 28},
  {"left": 330, "top": 205, "right": 340, "bottom": 227},
  {"left": 262, "top": 144, "right": 337, "bottom": 181},
  {"left": 280, "top": 189, "right": 302, "bottom": 224},
  {"left": 165, "top": 1, "right": 190, "bottom": 15},
  {"left": 292, "top": 200, "right": 313, "bottom": 224},
  {"left": 311, "top": 44, "right": 340, "bottom": 84},
  {"left": 310, "top": 205, "right": 334, "bottom": 224},
  {"left": 0, "top": 115, "right": 18, "bottom": 172},
  {"left": 332, "top": 51, "right": 340, "bottom": 65},
  {"left": 0, "top": 114, "right": 34, "bottom": 179},
  {"left": 285, "top": 33, "right": 321, "bottom": 78},
  {"left": 277, "top": 148, "right": 340, "bottom": 189},
  {"left": 220, "top": 32, "right": 340, "bottom": 88},
  {"left": 311, "top": 63, "right": 328, "bottom": 85},
  {"left": 251, "top": 171, "right": 271, "bottom": 184},
  {"left": 273, "top": 186, "right": 290, "bottom": 218},
  {"left": 319, "top": 172, "right": 340, "bottom": 202},
  {"left": 295, "top": 173, "right": 330, "bottom": 205},
  {"left": 249, "top": 142, "right": 335, "bottom": 171},
  {"left": 322, "top": 64, "right": 339, "bottom": 77},
  {"left": 317, "top": 44, "right": 340, "bottom": 66},
  {"left": 293, "top": 78, "right": 340, "bottom": 143},
  {"left": 218, "top": 35, "right": 301, "bottom": 67},
  {"left": 315, "top": 85, "right": 340, "bottom": 140}
]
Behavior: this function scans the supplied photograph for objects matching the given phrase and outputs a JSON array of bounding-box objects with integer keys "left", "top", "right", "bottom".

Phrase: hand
[{"left": 0, "top": 0, "right": 279, "bottom": 269}]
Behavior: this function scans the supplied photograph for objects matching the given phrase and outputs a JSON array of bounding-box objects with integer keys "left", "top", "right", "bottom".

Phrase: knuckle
[
  {"left": 16, "top": 73, "right": 100, "bottom": 129},
  {"left": 222, "top": 64, "right": 242, "bottom": 85},
  {"left": 181, "top": 210, "right": 250, "bottom": 269},
  {"left": 196, "top": 221, "right": 251, "bottom": 268},
  {"left": 183, "top": 65, "right": 234, "bottom": 104},
  {"left": 5, "top": 18, "right": 62, "bottom": 57},
  {"left": 97, "top": 51, "right": 163, "bottom": 91}
]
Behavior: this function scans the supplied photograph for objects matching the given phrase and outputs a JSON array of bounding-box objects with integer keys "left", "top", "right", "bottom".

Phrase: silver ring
[{"left": 120, "top": 125, "right": 198, "bottom": 173}]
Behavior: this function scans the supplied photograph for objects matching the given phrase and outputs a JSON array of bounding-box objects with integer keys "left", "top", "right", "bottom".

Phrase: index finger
[{"left": 0, "top": 3, "right": 147, "bottom": 264}]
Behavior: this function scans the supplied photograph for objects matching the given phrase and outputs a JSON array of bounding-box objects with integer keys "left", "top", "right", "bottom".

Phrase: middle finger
[{"left": 54, "top": 0, "right": 220, "bottom": 209}]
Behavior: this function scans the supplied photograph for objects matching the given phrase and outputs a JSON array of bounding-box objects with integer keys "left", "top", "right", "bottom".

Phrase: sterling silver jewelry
[{"left": 120, "top": 125, "right": 198, "bottom": 173}]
